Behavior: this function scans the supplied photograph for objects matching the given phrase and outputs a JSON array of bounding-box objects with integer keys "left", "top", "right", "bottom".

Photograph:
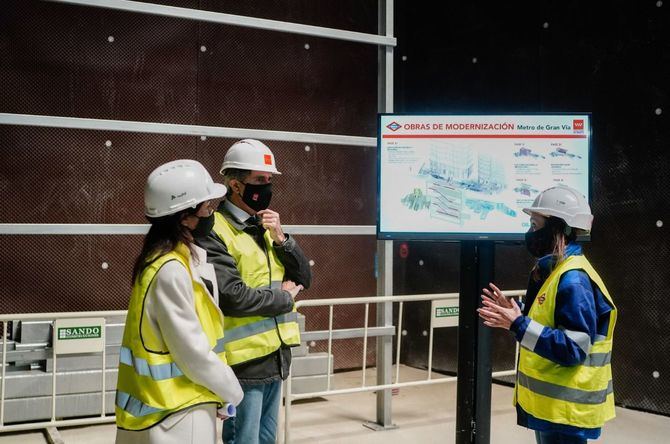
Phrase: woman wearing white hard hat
[
  {"left": 478, "top": 185, "right": 617, "bottom": 444},
  {"left": 115, "top": 159, "right": 243, "bottom": 444}
]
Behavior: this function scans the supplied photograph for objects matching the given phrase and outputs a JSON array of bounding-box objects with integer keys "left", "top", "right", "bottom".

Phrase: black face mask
[
  {"left": 191, "top": 212, "right": 215, "bottom": 238},
  {"left": 524, "top": 226, "right": 554, "bottom": 258},
  {"left": 241, "top": 182, "right": 272, "bottom": 212}
]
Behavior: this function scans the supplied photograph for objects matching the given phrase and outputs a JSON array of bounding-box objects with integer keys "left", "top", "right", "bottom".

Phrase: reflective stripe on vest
[
  {"left": 116, "top": 390, "right": 163, "bottom": 417},
  {"left": 119, "top": 334, "right": 228, "bottom": 380},
  {"left": 119, "top": 346, "right": 184, "bottom": 380},
  {"left": 583, "top": 350, "right": 611, "bottom": 367},
  {"left": 212, "top": 212, "right": 301, "bottom": 365},
  {"left": 220, "top": 312, "right": 299, "bottom": 345},
  {"left": 518, "top": 371, "right": 614, "bottom": 405},
  {"left": 515, "top": 255, "right": 617, "bottom": 429},
  {"left": 115, "top": 245, "right": 227, "bottom": 431}
]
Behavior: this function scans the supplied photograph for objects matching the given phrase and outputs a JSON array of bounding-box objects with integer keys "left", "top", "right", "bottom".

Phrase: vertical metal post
[
  {"left": 51, "top": 327, "right": 57, "bottom": 423},
  {"left": 427, "top": 309, "right": 435, "bottom": 381},
  {"left": 475, "top": 241, "right": 494, "bottom": 444},
  {"left": 1, "top": 321, "right": 7, "bottom": 427},
  {"left": 101, "top": 324, "right": 106, "bottom": 417},
  {"left": 284, "top": 370, "right": 293, "bottom": 444},
  {"left": 373, "top": 0, "right": 395, "bottom": 431},
  {"left": 326, "top": 305, "right": 334, "bottom": 391},
  {"left": 373, "top": 239, "right": 394, "bottom": 430},
  {"left": 456, "top": 241, "right": 494, "bottom": 444},
  {"left": 394, "top": 302, "right": 403, "bottom": 384},
  {"left": 362, "top": 303, "right": 370, "bottom": 388},
  {"left": 456, "top": 241, "right": 478, "bottom": 444}
]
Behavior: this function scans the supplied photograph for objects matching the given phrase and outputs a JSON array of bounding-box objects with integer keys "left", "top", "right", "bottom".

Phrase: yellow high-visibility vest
[
  {"left": 212, "top": 211, "right": 301, "bottom": 366},
  {"left": 116, "top": 244, "right": 227, "bottom": 431},
  {"left": 515, "top": 255, "right": 617, "bottom": 429}
]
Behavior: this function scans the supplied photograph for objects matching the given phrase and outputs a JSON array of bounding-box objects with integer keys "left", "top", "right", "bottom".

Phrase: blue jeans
[
  {"left": 223, "top": 380, "right": 282, "bottom": 444},
  {"left": 536, "top": 431, "right": 587, "bottom": 444}
]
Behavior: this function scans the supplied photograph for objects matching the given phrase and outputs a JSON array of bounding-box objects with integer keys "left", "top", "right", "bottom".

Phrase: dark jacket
[{"left": 196, "top": 201, "right": 312, "bottom": 384}]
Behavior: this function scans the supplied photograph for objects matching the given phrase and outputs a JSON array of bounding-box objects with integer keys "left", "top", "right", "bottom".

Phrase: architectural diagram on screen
[
  {"left": 401, "top": 188, "right": 431, "bottom": 211},
  {"left": 465, "top": 198, "right": 516, "bottom": 220},
  {"left": 513, "top": 183, "right": 539, "bottom": 197},
  {"left": 401, "top": 143, "right": 517, "bottom": 224},
  {"left": 550, "top": 147, "right": 582, "bottom": 159},
  {"left": 418, "top": 145, "right": 507, "bottom": 194},
  {"left": 514, "top": 147, "right": 545, "bottom": 159}
]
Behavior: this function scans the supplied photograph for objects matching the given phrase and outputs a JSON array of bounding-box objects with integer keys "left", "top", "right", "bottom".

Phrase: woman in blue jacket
[{"left": 478, "top": 185, "right": 617, "bottom": 444}]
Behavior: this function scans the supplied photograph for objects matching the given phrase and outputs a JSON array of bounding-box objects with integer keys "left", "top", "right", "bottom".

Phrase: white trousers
[{"left": 115, "top": 403, "right": 218, "bottom": 444}]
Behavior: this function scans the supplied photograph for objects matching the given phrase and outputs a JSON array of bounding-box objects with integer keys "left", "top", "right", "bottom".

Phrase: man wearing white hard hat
[
  {"left": 195, "top": 140, "right": 312, "bottom": 444},
  {"left": 116, "top": 160, "right": 243, "bottom": 444},
  {"left": 477, "top": 185, "right": 617, "bottom": 444}
]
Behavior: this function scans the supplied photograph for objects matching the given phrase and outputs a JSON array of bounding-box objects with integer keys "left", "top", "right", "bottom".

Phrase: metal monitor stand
[{"left": 456, "top": 240, "right": 495, "bottom": 444}]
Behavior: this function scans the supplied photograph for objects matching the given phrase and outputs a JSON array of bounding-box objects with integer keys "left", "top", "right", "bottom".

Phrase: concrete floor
[{"left": 1, "top": 366, "right": 669, "bottom": 443}]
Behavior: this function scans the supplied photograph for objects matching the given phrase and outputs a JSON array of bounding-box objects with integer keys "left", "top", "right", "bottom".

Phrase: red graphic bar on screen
[{"left": 382, "top": 134, "right": 587, "bottom": 139}]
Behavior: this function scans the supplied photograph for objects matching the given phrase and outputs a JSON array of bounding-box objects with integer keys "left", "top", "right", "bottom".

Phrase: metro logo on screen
[
  {"left": 573, "top": 119, "right": 584, "bottom": 133},
  {"left": 386, "top": 121, "right": 401, "bottom": 131}
]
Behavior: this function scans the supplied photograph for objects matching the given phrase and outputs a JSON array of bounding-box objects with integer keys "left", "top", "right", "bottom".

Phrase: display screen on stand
[{"left": 377, "top": 114, "right": 591, "bottom": 241}]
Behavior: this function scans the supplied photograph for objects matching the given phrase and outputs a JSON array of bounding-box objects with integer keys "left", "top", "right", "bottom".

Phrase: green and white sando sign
[
  {"left": 431, "top": 300, "right": 460, "bottom": 328},
  {"left": 53, "top": 318, "right": 106, "bottom": 354}
]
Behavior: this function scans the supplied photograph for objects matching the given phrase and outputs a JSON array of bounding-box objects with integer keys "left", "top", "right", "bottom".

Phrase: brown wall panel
[
  {"left": 1, "top": 1, "right": 378, "bottom": 134},
  {"left": 0, "top": 0, "right": 200, "bottom": 123},
  {"left": 0, "top": 128, "right": 376, "bottom": 226},
  {"left": 198, "top": 141, "right": 377, "bottom": 225},
  {"left": 1, "top": 1, "right": 379, "bottom": 371},
  {"left": 200, "top": 1, "right": 378, "bottom": 34},
  {"left": 0, "top": 127, "right": 198, "bottom": 223},
  {"left": 0, "top": 235, "right": 140, "bottom": 314},
  {"left": 196, "top": 25, "right": 378, "bottom": 135}
]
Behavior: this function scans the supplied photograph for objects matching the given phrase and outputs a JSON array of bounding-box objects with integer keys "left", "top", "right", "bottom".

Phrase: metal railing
[
  {"left": 0, "top": 311, "right": 125, "bottom": 433},
  {"left": 283, "top": 291, "right": 525, "bottom": 443},
  {"left": 0, "top": 290, "right": 524, "bottom": 437}
]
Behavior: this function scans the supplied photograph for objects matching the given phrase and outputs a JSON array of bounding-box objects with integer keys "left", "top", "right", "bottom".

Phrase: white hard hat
[
  {"left": 219, "top": 139, "right": 281, "bottom": 175},
  {"left": 523, "top": 185, "right": 593, "bottom": 230},
  {"left": 144, "top": 159, "right": 226, "bottom": 218}
]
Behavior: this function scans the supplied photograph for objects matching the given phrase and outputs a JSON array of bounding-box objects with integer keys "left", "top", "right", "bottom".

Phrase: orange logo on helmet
[{"left": 264, "top": 154, "right": 273, "bottom": 165}]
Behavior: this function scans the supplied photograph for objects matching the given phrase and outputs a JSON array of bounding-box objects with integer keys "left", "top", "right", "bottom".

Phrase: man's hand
[
  {"left": 257, "top": 209, "right": 286, "bottom": 244},
  {"left": 282, "top": 280, "right": 304, "bottom": 299},
  {"left": 477, "top": 282, "right": 522, "bottom": 330}
]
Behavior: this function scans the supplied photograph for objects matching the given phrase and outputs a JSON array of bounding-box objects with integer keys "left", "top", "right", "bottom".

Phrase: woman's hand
[
  {"left": 477, "top": 283, "right": 522, "bottom": 330},
  {"left": 482, "top": 283, "right": 514, "bottom": 308}
]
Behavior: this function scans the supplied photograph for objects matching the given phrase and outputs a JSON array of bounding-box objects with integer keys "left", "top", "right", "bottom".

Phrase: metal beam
[
  {"left": 45, "top": 0, "right": 397, "bottom": 47},
  {"left": 295, "top": 293, "right": 462, "bottom": 307},
  {"left": 0, "top": 223, "right": 376, "bottom": 236},
  {"left": 301, "top": 326, "right": 395, "bottom": 342},
  {"left": 373, "top": 0, "right": 395, "bottom": 431},
  {"left": 0, "top": 113, "right": 377, "bottom": 147}
]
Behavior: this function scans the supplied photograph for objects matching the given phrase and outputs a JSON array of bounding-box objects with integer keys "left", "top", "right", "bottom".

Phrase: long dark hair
[
  {"left": 530, "top": 216, "right": 578, "bottom": 281},
  {"left": 131, "top": 206, "right": 199, "bottom": 283}
]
